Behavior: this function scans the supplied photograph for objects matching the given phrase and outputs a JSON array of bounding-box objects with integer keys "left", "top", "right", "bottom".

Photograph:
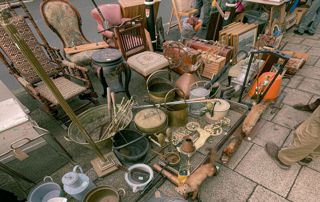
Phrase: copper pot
[{"left": 175, "top": 72, "right": 198, "bottom": 98}]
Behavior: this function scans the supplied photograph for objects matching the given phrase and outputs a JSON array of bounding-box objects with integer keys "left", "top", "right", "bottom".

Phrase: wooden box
[
  {"left": 201, "top": 54, "right": 226, "bottom": 79},
  {"left": 184, "top": 39, "right": 233, "bottom": 63},
  {"left": 118, "top": 0, "right": 161, "bottom": 26}
]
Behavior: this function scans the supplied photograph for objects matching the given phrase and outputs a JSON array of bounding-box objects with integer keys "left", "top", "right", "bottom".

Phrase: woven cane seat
[
  {"left": 35, "top": 77, "right": 87, "bottom": 105},
  {"left": 127, "top": 51, "right": 169, "bottom": 77},
  {"left": 0, "top": 15, "right": 59, "bottom": 84}
]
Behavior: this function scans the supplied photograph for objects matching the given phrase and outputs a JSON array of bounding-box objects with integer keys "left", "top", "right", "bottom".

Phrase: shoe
[
  {"left": 293, "top": 99, "right": 320, "bottom": 112},
  {"left": 298, "top": 157, "right": 313, "bottom": 166},
  {"left": 265, "top": 142, "right": 291, "bottom": 170},
  {"left": 305, "top": 30, "right": 315, "bottom": 36},
  {"left": 294, "top": 29, "right": 304, "bottom": 35}
]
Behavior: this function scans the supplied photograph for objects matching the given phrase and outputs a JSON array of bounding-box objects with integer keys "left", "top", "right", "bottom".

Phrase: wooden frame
[
  {"left": 40, "top": 0, "right": 91, "bottom": 49},
  {"left": 113, "top": 18, "right": 148, "bottom": 60},
  {"left": 167, "top": 0, "right": 198, "bottom": 34}
]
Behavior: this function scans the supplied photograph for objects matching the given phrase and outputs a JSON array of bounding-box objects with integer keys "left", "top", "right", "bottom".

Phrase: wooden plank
[{"left": 64, "top": 41, "right": 109, "bottom": 54}]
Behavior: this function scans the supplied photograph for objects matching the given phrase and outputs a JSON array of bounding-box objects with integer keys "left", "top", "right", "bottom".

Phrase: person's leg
[
  {"left": 296, "top": 0, "right": 320, "bottom": 33},
  {"left": 278, "top": 106, "right": 320, "bottom": 165},
  {"left": 195, "top": 0, "right": 203, "bottom": 18},
  {"left": 201, "top": 0, "right": 212, "bottom": 28},
  {"left": 308, "top": 7, "right": 320, "bottom": 34}
]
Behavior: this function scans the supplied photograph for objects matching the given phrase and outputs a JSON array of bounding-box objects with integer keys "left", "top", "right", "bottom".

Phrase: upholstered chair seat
[{"left": 127, "top": 51, "right": 169, "bottom": 77}]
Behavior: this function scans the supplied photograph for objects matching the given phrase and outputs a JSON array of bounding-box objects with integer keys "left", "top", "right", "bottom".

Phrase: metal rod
[
  {"left": 0, "top": 10, "right": 106, "bottom": 162},
  {"left": 91, "top": 0, "right": 108, "bottom": 29}
]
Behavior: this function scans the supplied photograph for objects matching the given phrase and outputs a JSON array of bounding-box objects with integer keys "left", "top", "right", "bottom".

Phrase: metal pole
[
  {"left": 91, "top": 0, "right": 109, "bottom": 29},
  {"left": 0, "top": 10, "right": 106, "bottom": 162},
  {"left": 145, "top": 0, "right": 156, "bottom": 49}
]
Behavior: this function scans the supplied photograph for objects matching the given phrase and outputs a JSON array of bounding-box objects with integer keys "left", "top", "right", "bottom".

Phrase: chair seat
[
  {"left": 66, "top": 50, "right": 98, "bottom": 66},
  {"left": 127, "top": 51, "right": 169, "bottom": 77},
  {"left": 35, "top": 77, "right": 87, "bottom": 105}
]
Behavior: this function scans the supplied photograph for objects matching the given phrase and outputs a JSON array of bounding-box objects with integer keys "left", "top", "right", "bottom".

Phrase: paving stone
[
  {"left": 283, "top": 88, "right": 313, "bottom": 106},
  {"left": 288, "top": 167, "right": 320, "bottom": 202},
  {"left": 297, "top": 65, "right": 320, "bottom": 80},
  {"left": 305, "top": 55, "right": 319, "bottom": 66},
  {"left": 307, "top": 47, "right": 320, "bottom": 56},
  {"left": 284, "top": 44, "right": 311, "bottom": 52},
  {"left": 303, "top": 39, "right": 320, "bottom": 47},
  {"left": 287, "top": 75, "right": 304, "bottom": 89},
  {"left": 236, "top": 145, "right": 301, "bottom": 197},
  {"left": 273, "top": 105, "right": 310, "bottom": 129},
  {"left": 309, "top": 95, "right": 319, "bottom": 104},
  {"left": 201, "top": 165, "right": 256, "bottom": 202},
  {"left": 315, "top": 58, "right": 320, "bottom": 67},
  {"left": 251, "top": 121, "right": 291, "bottom": 147},
  {"left": 284, "top": 35, "right": 305, "bottom": 44},
  {"left": 225, "top": 140, "right": 253, "bottom": 170},
  {"left": 248, "top": 185, "right": 289, "bottom": 202},
  {"left": 297, "top": 77, "right": 320, "bottom": 95},
  {"left": 262, "top": 106, "right": 278, "bottom": 121},
  {"left": 307, "top": 158, "right": 320, "bottom": 173}
]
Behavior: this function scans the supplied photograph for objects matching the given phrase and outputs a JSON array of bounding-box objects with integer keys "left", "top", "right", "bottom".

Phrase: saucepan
[{"left": 83, "top": 186, "right": 125, "bottom": 202}]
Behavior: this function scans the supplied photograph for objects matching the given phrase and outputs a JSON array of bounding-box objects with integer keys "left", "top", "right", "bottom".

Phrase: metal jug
[{"left": 62, "top": 165, "right": 95, "bottom": 201}]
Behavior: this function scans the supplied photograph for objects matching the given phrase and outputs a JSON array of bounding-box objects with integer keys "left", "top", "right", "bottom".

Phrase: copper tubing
[{"left": 153, "top": 163, "right": 179, "bottom": 186}]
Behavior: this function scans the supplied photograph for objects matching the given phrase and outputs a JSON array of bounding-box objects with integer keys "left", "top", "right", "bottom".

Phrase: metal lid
[
  {"left": 92, "top": 48, "right": 122, "bottom": 64},
  {"left": 62, "top": 172, "right": 80, "bottom": 186},
  {"left": 134, "top": 108, "right": 166, "bottom": 131}
]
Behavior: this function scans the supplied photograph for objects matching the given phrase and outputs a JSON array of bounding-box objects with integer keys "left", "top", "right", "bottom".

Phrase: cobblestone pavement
[{"left": 2, "top": 0, "right": 320, "bottom": 201}]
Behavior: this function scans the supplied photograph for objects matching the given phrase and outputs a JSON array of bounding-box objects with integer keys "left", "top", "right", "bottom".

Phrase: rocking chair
[{"left": 0, "top": 8, "right": 98, "bottom": 115}]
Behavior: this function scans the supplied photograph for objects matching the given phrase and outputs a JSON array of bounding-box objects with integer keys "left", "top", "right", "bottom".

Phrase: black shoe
[
  {"left": 305, "top": 30, "right": 315, "bottom": 36},
  {"left": 265, "top": 142, "right": 291, "bottom": 170},
  {"left": 294, "top": 29, "right": 304, "bottom": 35},
  {"left": 299, "top": 157, "right": 313, "bottom": 166},
  {"left": 294, "top": 99, "right": 320, "bottom": 112}
]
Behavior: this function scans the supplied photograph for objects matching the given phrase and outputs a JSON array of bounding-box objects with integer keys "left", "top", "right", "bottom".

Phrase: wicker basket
[{"left": 201, "top": 53, "right": 226, "bottom": 79}]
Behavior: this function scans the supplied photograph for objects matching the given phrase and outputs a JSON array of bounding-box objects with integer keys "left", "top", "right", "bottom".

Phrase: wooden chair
[
  {"left": 167, "top": 0, "right": 198, "bottom": 34},
  {"left": 114, "top": 18, "right": 169, "bottom": 78},
  {"left": 40, "top": 0, "right": 108, "bottom": 66},
  {"left": 90, "top": 3, "right": 131, "bottom": 48},
  {"left": 0, "top": 8, "right": 98, "bottom": 115}
]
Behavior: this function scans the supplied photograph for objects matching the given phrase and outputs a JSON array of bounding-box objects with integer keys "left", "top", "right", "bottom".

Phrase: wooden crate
[
  {"left": 118, "top": 0, "right": 161, "bottom": 26},
  {"left": 201, "top": 54, "right": 226, "bottom": 79}
]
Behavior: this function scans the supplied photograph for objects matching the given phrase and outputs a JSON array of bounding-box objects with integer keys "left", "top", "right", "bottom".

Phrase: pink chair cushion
[{"left": 91, "top": 4, "right": 123, "bottom": 38}]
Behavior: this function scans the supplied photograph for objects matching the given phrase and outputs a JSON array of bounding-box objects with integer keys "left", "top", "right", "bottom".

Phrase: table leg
[
  {"left": 99, "top": 69, "right": 109, "bottom": 98},
  {"left": 279, "top": 4, "right": 286, "bottom": 31}
]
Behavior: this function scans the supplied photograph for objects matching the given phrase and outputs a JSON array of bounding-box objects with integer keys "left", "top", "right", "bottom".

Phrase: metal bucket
[
  {"left": 147, "top": 70, "right": 175, "bottom": 103},
  {"left": 189, "top": 81, "right": 219, "bottom": 115},
  {"left": 66, "top": 105, "right": 132, "bottom": 150},
  {"left": 28, "top": 176, "right": 63, "bottom": 202},
  {"left": 164, "top": 88, "right": 188, "bottom": 128}
]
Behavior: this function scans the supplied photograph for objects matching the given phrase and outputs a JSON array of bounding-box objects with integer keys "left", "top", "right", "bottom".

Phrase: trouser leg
[
  {"left": 298, "top": 0, "right": 320, "bottom": 32},
  {"left": 278, "top": 106, "right": 320, "bottom": 165},
  {"left": 202, "top": 0, "right": 212, "bottom": 27},
  {"left": 195, "top": 0, "right": 203, "bottom": 18},
  {"left": 308, "top": 7, "right": 320, "bottom": 33}
]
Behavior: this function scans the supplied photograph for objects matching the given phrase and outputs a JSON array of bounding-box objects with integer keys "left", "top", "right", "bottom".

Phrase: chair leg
[
  {"left": 167, "top": 9, "right": 174, "bottom": 34},
  {"left": 124, "top": 63, "right": 132, "bottom": 98}
]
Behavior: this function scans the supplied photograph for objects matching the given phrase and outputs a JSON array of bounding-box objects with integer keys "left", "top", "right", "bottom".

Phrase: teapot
[{"left": 62, "top": 165, "right": 95, "bottom": 201}]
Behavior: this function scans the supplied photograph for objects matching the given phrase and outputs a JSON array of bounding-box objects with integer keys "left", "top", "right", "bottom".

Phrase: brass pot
[
  {"left": 164, "top": 88, "right": 188, "bottom": 128},
  {"left": 146, "top": 70, "right": 175, "bottom": 103},
  {"left": 83, "top": 186, "right": 125, "bottom": 202},
  {"left": 134, "top": 108, "right": 168, "bottom": 134},
  {"left": 175, "top": 72, "right": 198, "bottom": 98}
]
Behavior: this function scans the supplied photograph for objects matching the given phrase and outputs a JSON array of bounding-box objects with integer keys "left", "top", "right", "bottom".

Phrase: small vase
[{"left": 181, "top": 137, "right": 195, "bottom": 153}]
